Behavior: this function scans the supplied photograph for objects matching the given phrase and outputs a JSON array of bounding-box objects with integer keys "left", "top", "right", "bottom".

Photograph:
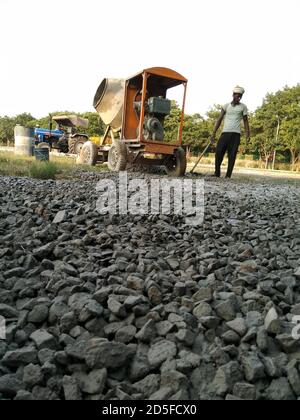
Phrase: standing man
[{"left": 210, "top": 86, "right": 250, "bottom": 178}]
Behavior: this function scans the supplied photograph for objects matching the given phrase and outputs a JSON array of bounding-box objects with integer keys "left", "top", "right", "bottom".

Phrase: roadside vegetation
[
  {"left": 0, "top": 85, "right": 299, "bottom": 174},
  {"left": 0, "top": 151, "right": 106, "bottom": 180},
  {"left": 187, "top": 153, "right": 300, "bottom": 172}
]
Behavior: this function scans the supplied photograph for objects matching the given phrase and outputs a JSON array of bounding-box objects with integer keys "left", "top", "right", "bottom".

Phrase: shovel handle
[{"left": 190, "top": 141, "right": 212, "bottom": 173}]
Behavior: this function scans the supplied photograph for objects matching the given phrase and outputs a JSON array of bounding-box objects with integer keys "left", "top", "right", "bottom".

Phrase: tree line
[
  {"left": 164, "top": 84, "right": 300, "bottom": 170},
  {"left": 0, "top": 112, "right": 105, "bottom": 144},
  {"left": 0, "top": 85, "right": 299, "bottom": 169}
]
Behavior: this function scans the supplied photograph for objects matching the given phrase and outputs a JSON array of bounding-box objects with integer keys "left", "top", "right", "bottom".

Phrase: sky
[{"left": 0, "top": 0, "right": 299, "bottom": 119}]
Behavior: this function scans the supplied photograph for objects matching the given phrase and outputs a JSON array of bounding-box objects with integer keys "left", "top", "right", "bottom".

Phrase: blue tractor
[{"left": 34, "top": 114, "right": 89, "bottom": 154}]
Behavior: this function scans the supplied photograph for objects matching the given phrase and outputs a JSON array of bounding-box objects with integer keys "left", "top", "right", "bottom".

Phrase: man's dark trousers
[{"left": 215, "top": 132, "right": 241, "bottom": 178}]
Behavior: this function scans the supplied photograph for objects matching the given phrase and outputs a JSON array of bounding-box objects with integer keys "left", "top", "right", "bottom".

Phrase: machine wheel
[
  {"left": 37, "top": 142, "right": 51, "bottom": 149},
  {"left": 165, "top": 147, "right": 187, "bottom": 177},
  {"left": 77, "top": 141, "right": 98, "bottom": 166},
  {"left": 108, "top": 140, "right": 127, "bottom": 171},
  {"left": 68, "top": 136, "right": 87, "bottom": 155}
]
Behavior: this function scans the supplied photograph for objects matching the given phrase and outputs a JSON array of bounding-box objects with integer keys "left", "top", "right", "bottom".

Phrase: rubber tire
[
  {"left": 77, "top": 141, "right": 98, "bottom": 166},
  {"left": 37, "top": 142, "right": 51, "bottom": 149},
  {"left": 108, "top": 140, "right": 127, "bottom": 172},
  {"left": 165, "top": 147, "right": 187, "bottom": 177},
  {"left": 68, "top": 136, "right": 87, "bottom": 155}
]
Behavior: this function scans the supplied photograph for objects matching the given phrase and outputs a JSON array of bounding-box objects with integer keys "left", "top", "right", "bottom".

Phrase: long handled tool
[{"left": 190, "top": 140, "right": 213, "bottom": 174}]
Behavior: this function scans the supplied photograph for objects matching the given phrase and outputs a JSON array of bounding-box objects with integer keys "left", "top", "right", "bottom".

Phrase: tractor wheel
[
  {"left": 77, "top": 141, "right": 98, "bottom": 166},
  {"left": 165, "top": 147, "right": 187, "bottom": 177},
  {"left": 107, "top": 140, "right": 127, "bottom": 171},
  {"left": 68, "top": 136, "right": 87, "bottom": 155},
  {"left": 37, "top": 142, "right": 51, "bottom": 149}
]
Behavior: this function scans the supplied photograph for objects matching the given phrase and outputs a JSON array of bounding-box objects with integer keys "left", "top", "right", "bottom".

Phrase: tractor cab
[
  {"left": 51, "top": 115, "right": 89, "bottom": 130},
  {"left": 51, "top": 115, "right": 89, "bottom": 154}
]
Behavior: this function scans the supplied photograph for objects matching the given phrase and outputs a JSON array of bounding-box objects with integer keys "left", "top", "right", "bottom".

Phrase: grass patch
[
  {"left": 29, "top": 161, "right": 58, "bottom": 180},
  {"left": 0, "top": 151, "right": 107, "bottom": 180},
  {"left": 0, "top": 153, "right": 33, "bottom": 177}
]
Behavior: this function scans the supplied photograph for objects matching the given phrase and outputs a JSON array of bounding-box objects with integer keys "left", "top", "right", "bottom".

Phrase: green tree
[
  {"left": 0, "top": 113, "right": 35, "bottom": 145},
  {"left": 250, "top": 84, "right": 300, "bottom": 168},
  {"left": 0, "top": 116, "right": 15, "bottom": 144},
  {"left": 250, "top": 107, "right": 277, "bottom": 167},
  {"left": 164, "top": 101, "right": 183, "bottom": 142},
  {"left": 80, "top": 112, "right": 105, "bottom": 137},
  {"left": 164, "top": 102, "right": 213, "bottom": 155},
  {"left": 280, "top": 103, "right": 300, "bottom": 170},
  {"left": 183, "top": 113, "right": 211, "bottom": 155},
  {"left": 15, "top": 113, "right": 35, "bottom": 126}
]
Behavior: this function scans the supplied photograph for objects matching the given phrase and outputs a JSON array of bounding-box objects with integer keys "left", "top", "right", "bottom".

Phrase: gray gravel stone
[
  {"left": 60, "top": 311, "right": 77, "bottom": 333},
  {"left": 2, "top": 347, "right": 38, "bottom": 367},
  {"left": 148, "top": 340, "right": 177, "bottom": 368},
  {"left": 212, "top": 361, "right": 243, "bottom": 397},
  {"left": 222, "top": 330, "right": 240, "bottom": 345},
  {"left": 33, "top": 243, "right": 56, "bottom": 259},
  {"left": 246, "top": 311, "right": 264, "bottom": 329},
  {"left": 53, "top": 210, "right": 67, "bottom": 224},
  {"left": 65, "top": 340, "right": 89, "bottom": 361},
  {"left": 149, "top": 387, "right": 173, "bottom": 400},
  {"left": 265, "top": 308, "right": 282, "bottom": 335},
  {"left": 256, "top": 327, "right": 269, "bottom": 352},
  {"left": 156, "top": 321, "right": 175, "bottom": 336},
  {"left": 3, "top": 267, "right": 25, "bottom": 279},
  {"left": 38, "top": 349, "right": 55, "bottom": 365},
  {"left": 28, "top": 304, "right": 49, "bottom": 324},
  {"left": 48, "top": 299, "right": 70, "bottom": 324},
  {"left": 233, "top": 383, "right": 256, "bottom": 400},
  {"left": 63, "top": 376, "right": 82, "bottom": 400},
  {"left": 74, "top": 368, "right": 107, "bottom": 395},
  {"left": 30, "top": 329, "right": 57, "bottom": 350},
  {"left": 241, "top": 353, "right": 266, "bottom": 382},
  {"left": 115, "top": 325, "right": 137, "bottom": 343},
  {"left": 14, "top": 390, "right": 34, "bottom": 400},
  {"left": 129, "top": 343, "right": 152, "bottom": 382},
  {"left": 276, "top": 333, "right": 300, "bottom": 353},
  {"left": 286, "top": 361, "right": 300, "bottom": 396},
  {"left": 135, "top": 319, "right": 157, "bottom": 343},
  {"left": 193, "top": 302, "right": 212, "bottom": 319},
  {"left": 1, "top": 170, "right": 300, "bottom": 400},
  {"left": 215, "top": 300, "right": 237, "bottom": 321},
  {"left": 260, "top": 356, "right": 281, "bottom": 378},
  {"left": 133, "top": 374, "right": 160, "bottom": 398},
  {"left": 32, "top": 385, "right": 58, "bottom": 400},
  {"left": 192, "top": 288, "right": 213, "bottom": 303},
  {"left": 294, "top": 268, "right": 300, "bottom": 280},
  {"left": 0, "top": 304, "right": 18, "bottom": 318},
  {"left": 176, "top": 350, "right": 201, "bottom": 373},
  {"left": 200, "top": 316, "right": 220, "bottom": 329},
  {"left": 0, "top": 374, "right": 23, "bottom": 397},
  {"left": 226, "top": 318, "right": 247, "bottom": 337},
  {"left": 160, "top": 370, "right": 189, "bottom": 394},
  {"left": 175, "top": 329, "right": 195, "bottom": 347},
  {"left": 23, "top": 364, "right": 43, "bottom": 387},
  {"left": 107, "top": 298, "right": 127, "bottom": 318},
  {"left": 85, "top": 339, "right": 135, "bottom": 369},
  {"left": 266, "top": 378, "right": 296, "bottom": 400}
]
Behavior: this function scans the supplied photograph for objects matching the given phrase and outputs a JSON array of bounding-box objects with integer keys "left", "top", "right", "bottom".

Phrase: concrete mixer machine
[{"left": 79, "top": 67, "right": 188, "bottom": 176}]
